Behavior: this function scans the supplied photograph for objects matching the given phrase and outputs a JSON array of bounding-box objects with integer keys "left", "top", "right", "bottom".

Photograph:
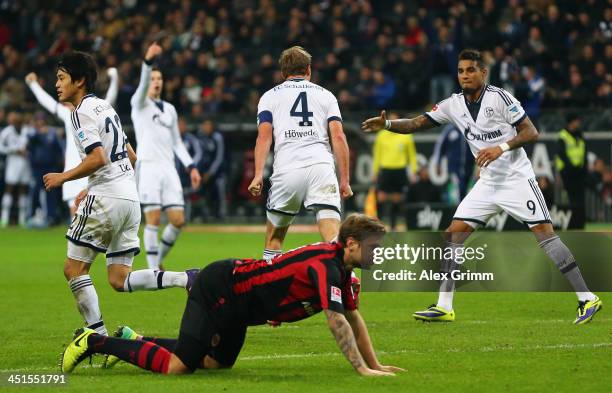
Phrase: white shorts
[
  {"left": 267, "top": 163, "right": 341, "bottom": 223},
  {"left": 453, "top": 178, "right": 551, "bottom": 228},
  {"left": 137, "top": 162, "right": 184, "bottom": 211},
  {"left": 66, "top": 194, "right": 141, "bottom": 265},
  {"left": 4, "top": 156, "right": 31, "bottom": 185},
  {"left": 62, "top": 177, "right": 88, "bottom": 202}
]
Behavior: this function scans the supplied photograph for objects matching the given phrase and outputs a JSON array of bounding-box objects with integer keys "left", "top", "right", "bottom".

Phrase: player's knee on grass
[
  {"left": 167, "top": 353, "right": 195, "bottom": 374},
  {"left": 201, "top": 355, "right": 231, "bottom": 369}
]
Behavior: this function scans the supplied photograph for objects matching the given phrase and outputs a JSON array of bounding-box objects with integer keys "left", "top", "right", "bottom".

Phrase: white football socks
[
  {"left": 263, "top": 249, "right": 282, "bottom": 261},
  {"left": 158, "top": 224, "right": 181, "bottom": 265},
  {"left": 144, "top": 225, "right": 159, "bottom": 269},
  {"left": 69, "top": 275, "right": 108, "bottom": 335},
  {"left": 123, "top": 269, "right": 187, "bottom": 292},
  {"left": 437, "top": 289, "right": 455, "bottom": 311},
  {"left": 17, "top": 194, "right": 27, "bottom": 226},
  {"left": 1, "top": 193, "right": 12, "bottom": 223}
]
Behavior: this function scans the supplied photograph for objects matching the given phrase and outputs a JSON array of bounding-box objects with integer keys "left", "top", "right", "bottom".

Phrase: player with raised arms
[
  {"left": 131, "top": 42, "right": 201, "bottom": 271},
  {"left": 26, "top": 67, "right": 119, "bottom": 217},
  {"left": 43, "top": 51, "right": 197, "bottom": 337},
  {"left": 61, "top": 214, "right": 404, "bottom": 377},
  {"left": 248, "top": 46, "right": 352, "bottom": 260},
  {"left": 362, "top": 49, "right": 601, "bottom": 325}
]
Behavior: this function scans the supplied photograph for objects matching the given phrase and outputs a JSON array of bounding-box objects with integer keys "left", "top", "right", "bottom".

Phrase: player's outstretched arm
[
  {"left": 104, "top": 67, "right": 119, "bottom": 105},
  {"left": 131, "top": 43, "right": 162, "bottom": 109},
  {"left": 476, "top": 116, "right": 539, "bottom": 167},
  {"left": 25, "top": 72, "right": 70, "bottom": 120},
  {"left": 362, "top": 110, "right": 436, "bottom": 134},
  {"left": 329, "top": 120, "right": 353, "bottom": 199},
  {"left": 325, "top": 310, "right": 395, "bottom": 377},
  {"left": 43, "top": 146, "right": 106, "bottom": 191},
  {"left": 345, "top": 309, "right": 405, "bottom": 373},
  {"left": 248, "top": 122, "right": 273, "bottom": 196}
]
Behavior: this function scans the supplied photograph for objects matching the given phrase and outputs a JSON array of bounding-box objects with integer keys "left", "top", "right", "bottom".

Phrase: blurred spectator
[
  {"left": 353, "top": 67, "right": 373, "bottom": 110},
  {"left": 0, "top": 0, "right": 611, "bottom": 225},
  {"left": 408, "top": 167, "right": 442, "bottom": 204},
  {"left": 176, "top": 116, "right": 203, "bottom": 222},
  {"left": 431, "top": 124, "right": 475, "bottom": 203},
  {"left": 372, "top": 112, "right": 417, "bottom": 230},
  {"left": 556, "top": 113, "right": 586, "bottom": 207},
  {"left": 0, "top": 1, "right": 608, "bottom": 116},
  {"left": 537, "top": 176, "right": 554, "bottom": 207},
  {"left": 561, "top": 67, "right": 591, "bottom": 107},
  {"left": 0, "top": 111, "right": 31, "bottom": 227},
  {"left": 429, "top": 25, "right": 459, "bottom": 103},
  {"left": 589, "top": 159, "right": 612, "bottom": 208},
  {"left": 489, "top": 46, "right": 519, "bottom": 92},
  {"left": 370, "top": 70, "right": 396, "bottom": 108},
  {"left": 515, "top": 66, "right": 545, "bottom": 127},
  {"left": 394, "top": 49, "right": 427, "bottom": 109},
  {"left": 199, "top": 119, "right": 227, "bottom": 219},
  {"left": 27, "top": 112, "right": 63, "bottom": 226}
]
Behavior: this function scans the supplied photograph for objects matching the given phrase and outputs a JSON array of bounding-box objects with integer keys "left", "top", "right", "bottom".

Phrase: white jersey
[
  {"left": 71, "top": 94, "right": 138, "bottom": 201},
  {"left": 27, "top": 72, "right": 118, "bottom": 201},
  {"left": 257, "top": 78, "right": 342, "bottom": 173},
  {"left": 0, "top": 124, "right": 31, "bottom": 174},
  {"left": 425, "top": 84, "right": 534, "bottom": 184},
  {"left": 0, "top": 124, "right": 28, "bottom": 156},
  {"left": 130, "top": 63, "right": 193, "bottom": 168}
]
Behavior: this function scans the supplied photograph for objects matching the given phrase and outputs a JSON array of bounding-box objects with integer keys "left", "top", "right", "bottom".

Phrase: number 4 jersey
[
  {"left": 257, "top": 78, "right": 342, "bottom": 173},
  {"left": 71, "top": 94, "right": 139, "bottom": 201}
]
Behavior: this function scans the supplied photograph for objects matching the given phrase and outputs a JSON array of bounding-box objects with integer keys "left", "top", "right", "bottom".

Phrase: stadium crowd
[
  {"left": 0, "top": 0, "right": 610, "bottom": 118},
  {"left": 0, "top": 0, "right": 611, "bottom": 226}
]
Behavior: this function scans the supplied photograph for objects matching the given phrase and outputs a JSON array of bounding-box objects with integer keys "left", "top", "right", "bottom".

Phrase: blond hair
[{"left": 279, "top": 46, "right": 312, "bottom": 78}]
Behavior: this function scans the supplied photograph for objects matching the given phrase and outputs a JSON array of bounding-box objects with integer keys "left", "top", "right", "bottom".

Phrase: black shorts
[
  {"left": 377, "top": 169, "right": 408, "bottom": 193},
  {"left": 173, "top": 260, "right": 248, "bottom": 370}
]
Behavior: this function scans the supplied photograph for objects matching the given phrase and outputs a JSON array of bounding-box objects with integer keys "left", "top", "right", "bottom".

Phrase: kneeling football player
[{"left": 60, "top": 214, "right": 403, "bottom": 377}]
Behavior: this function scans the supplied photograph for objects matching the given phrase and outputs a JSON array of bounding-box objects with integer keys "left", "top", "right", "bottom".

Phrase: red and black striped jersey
[{"left": 231, "top": 242, "right": 357, "bottom": 325}]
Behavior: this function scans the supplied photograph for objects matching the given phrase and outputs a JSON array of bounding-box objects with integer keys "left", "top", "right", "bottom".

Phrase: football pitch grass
[{"left": 0, "top": 226, "right": 610, "bottom": 393}]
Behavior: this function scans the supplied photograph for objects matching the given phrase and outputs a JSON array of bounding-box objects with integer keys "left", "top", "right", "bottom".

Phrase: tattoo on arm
[
  {"left": 390, "top": 115, "right": 436, "bottom": 134},
  {"left": 508, "top": 116, "right": 538, "bottom": 150},
  {"left": 325, "top": 310, "right": 366, "bottom": 370}
]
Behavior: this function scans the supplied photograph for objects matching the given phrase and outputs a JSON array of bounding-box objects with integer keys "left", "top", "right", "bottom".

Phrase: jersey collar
[
  {"left": 463, "top": 84, "right": 487, "bottom": 105},
  {"left": 463, "top": 84, "right": 487, "bottom": 122},
  {"left": 76, "top": 93, "right": 95, "bottom": 109},
  {"left": 153, "top": 99, "right": 164, "bottom": 112},
  {"left": 286, "top": 77, "right": 306, "bottom": 82}
]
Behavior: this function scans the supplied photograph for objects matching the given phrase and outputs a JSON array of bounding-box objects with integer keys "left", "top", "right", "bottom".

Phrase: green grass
[{"left": 0, "top": 226, "right": 610, "bottom": 393}]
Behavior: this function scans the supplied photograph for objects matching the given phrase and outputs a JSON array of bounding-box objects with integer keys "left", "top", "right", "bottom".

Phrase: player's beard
[{"left": 462, "top": 85, "right": 479, "bottom": 95}]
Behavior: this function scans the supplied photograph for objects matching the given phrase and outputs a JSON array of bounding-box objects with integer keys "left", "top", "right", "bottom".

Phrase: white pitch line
[{"left": 1, "top": 342, "right": 610, "bottom": 373}]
